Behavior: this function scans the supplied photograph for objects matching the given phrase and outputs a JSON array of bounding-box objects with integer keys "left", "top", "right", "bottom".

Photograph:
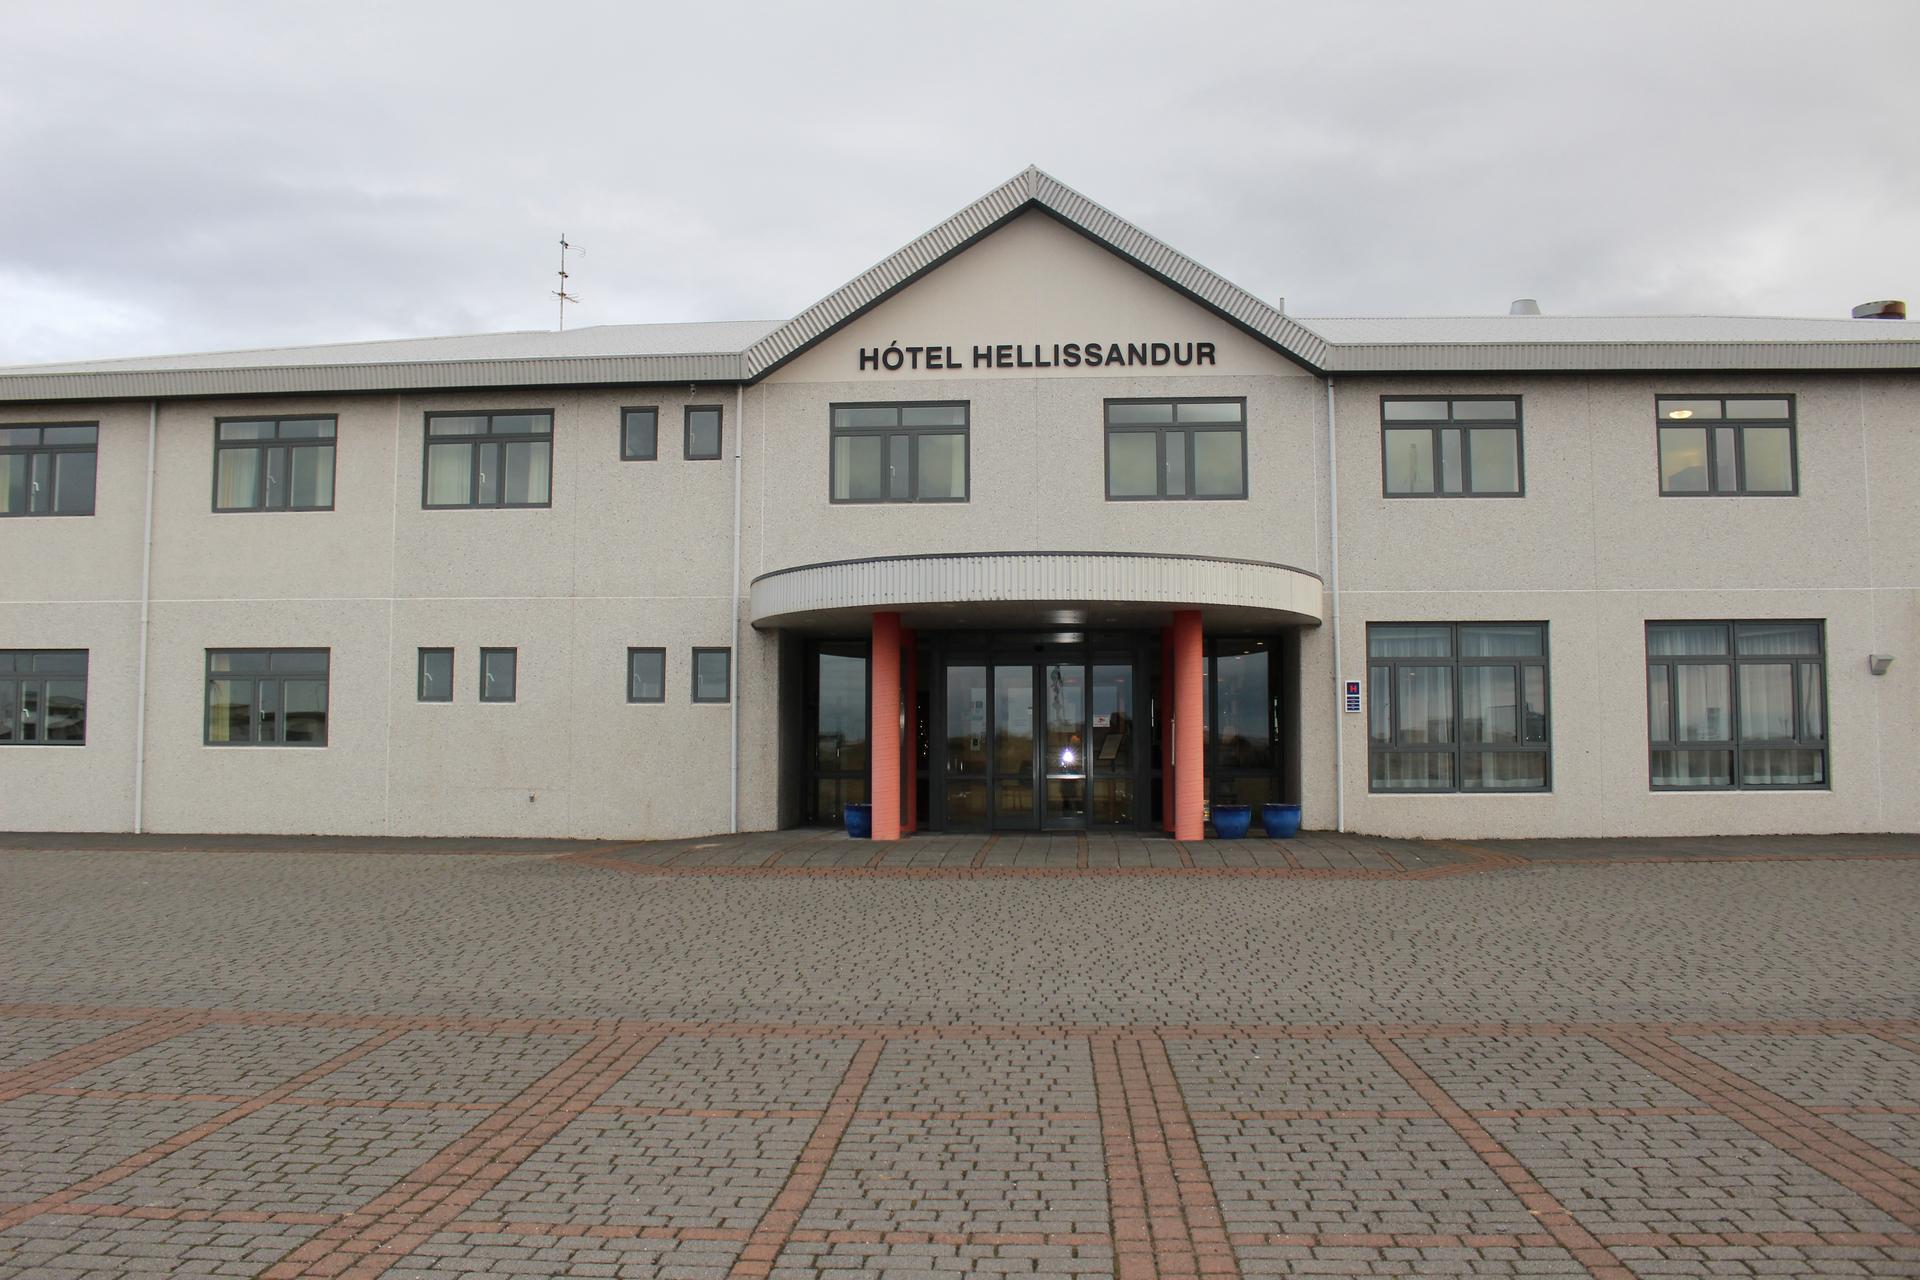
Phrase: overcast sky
[{"left": 2, "top": 0, "right": 1916, "bottom": 364}]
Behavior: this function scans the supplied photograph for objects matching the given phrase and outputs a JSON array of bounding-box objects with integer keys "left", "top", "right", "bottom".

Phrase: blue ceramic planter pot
[
  {"left": 1261, "top": 803, "right": 1303, "bottom": 838},
  {"left": 1211, "top": 804, "right": 1252, "bottom": 839},
  {"left": 844, "top": 804, "right": 872, "bottom": 839}
]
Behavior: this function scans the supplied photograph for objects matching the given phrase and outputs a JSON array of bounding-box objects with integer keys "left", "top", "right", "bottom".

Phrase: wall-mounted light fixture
[{"left": 1869, "top": 654, "right": 1894, "bottom": 676}]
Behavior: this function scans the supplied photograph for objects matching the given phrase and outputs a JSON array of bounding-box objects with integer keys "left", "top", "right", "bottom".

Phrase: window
[
  {"left": 417, "top": 648, "right": 453, "bottom": 702},
  {"left": 205, "top": 650, "right": 328, "bottom": 746},
  {"left": 692, "top": 647, "right": 730, "bottom": 703},
  {"left": 480, "top": 648, "right": 517, "bottom": 702},
  {"left": 1381, "top": 398, "right": 1522, "bottom": 497},
  {"left": 0, "top": 423, "right": 97, "bottom": 517},
  {"left": 627, "top": 647, "right": 665, "bottom": 703},
  {"left": 423, "top": 412, "right": 552, "bottom": 508},
  {"left": 1657, "top": 396, "right": 1796, "bottom": 495},
  {"left": 0, "top": 650, "right": 87, "bottom": 745},
  {"left": 830, "top": 403, "right": 969, "bottom": 502},
  {"left": 1647, "top": 621, "right": 1826, "bottom": 788},
  {"left": 684, "top": 406, "right": 722, "bottom": 461},
  {"left": 621, "top": 407, "right": 658, "bottom": 461},
  {"left": 213, "top": 417, "right": 336, "bottom": 511},
  {"left": 1105, "top": 400, "right": 1246, "bottom": 500},
  {"left": 1368, "top": 623, "right": 1550, "bottom": 791}
]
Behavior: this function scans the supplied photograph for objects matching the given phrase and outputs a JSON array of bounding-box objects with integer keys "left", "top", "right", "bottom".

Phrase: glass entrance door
[
  {"left": 991, "top": 664, "right": 1036, "bottom": 829},
  {"left": 1042, "top": 662, "right": 1087, "bottom": 827}
]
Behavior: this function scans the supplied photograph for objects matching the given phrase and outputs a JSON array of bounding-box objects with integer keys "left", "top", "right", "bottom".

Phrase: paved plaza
[{"left": 0, "top": 831, "right": 1916, "bottom": 1278}]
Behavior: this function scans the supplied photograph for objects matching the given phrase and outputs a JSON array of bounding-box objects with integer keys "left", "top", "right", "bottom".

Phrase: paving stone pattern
[{"left": 0, "top": 834, "right": 1915, "bottom": 1277}]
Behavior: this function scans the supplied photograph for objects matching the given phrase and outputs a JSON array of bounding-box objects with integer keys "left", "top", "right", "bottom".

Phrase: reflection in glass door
[
  {"left": 1043, "top": 663, "right": 1087, "bottom": 827},
  {"left": 1090, "top": 661, "right": 1134, "bottom": 824},
  {"left": 806, "top": 644, "right": 868, "bottom": 822},
  {"left": 943, "top": 663, "right": 988, "bottom": 827},
  {"left": 993, "top": 664, "right": 1036, "bottom": 828}
]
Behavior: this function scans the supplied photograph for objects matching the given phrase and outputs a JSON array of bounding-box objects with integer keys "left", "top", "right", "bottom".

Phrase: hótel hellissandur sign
[{"left": 858, "top": 340, "right": 1219, "bottom": 371}]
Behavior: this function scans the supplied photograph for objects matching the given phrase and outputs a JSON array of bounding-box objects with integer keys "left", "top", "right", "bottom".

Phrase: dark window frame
[
  {"left": 421, "top": 410, "right": 554, "bottom": 509},
  {"left": 1366, "top": 622, "right": 1552, "bottom": 793},
  {"left": 691, "top": 647, "right": 731, "bottom": 703},
  {"left": 626, "top": 647, "right": 666, "bottom": 704},
  {"left": 417, "top": 647, "right": 454, "bottom": 702},
  {"left": 211, "top": 415, "right": 338, "bottom": 513},
  {"left": 684, "top": 405, "right": 723, "bottom": 461},
  {"left": 620, "top": 406, "right": 659, "bottom": 461},
  {"left": 479, "top": 647, "right": 518, "bottom": 703},
  {"left": 1379, "top": 396, "right": 1526, "bottom": 498},
  {"left": 0, "top": 422, "right": 98, "bottom": 518},
  {"left": 0, "top": 649, "right": 89, "bottom": 745},
  {"left": 1102, "top": 397, "right": 1248, "bottom": 501},
  {"left": 1646, "top": 620, "right": 1828, "bottom": 790},
  {"left": 1655, "top": 395, "right": 1799, "bottom": 497},
  {"left": 828, "top": 401, "right": 971, "bottom": 504},
  {"left": 202, "top": 648, "right": 330, "bottom": 747}
]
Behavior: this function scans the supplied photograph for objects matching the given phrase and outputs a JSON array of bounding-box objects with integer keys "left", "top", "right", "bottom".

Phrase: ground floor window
[
  {"left": 1647, "top": 621, "right": 1826, "bottom": 788},
  {"left": 1367, "top": 623, "right": 1550, "bottom": 791},
  {"left": 806, "top": 642, "right": 869, "bottom": 823},
  {"left": 206, "top": 649, "right": 328, "bottom": 745},
  {"left": 0, "top": 650, "right": 87, "bottom": 744}
]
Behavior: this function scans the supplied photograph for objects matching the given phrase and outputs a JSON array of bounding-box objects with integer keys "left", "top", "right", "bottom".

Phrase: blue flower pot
[
  {"left": 1211, "top": 804, "right": 1252, "bottom": 839},
  {"left": 844, "top": 804, "right": 872, "bottom": 839},
  {"left": 1261, "top": 803, "right": 1303, "bottom": 838}
]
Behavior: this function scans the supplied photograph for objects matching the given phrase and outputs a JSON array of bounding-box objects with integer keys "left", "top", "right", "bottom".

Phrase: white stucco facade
[{"left": 2, "top": 171, "right": 1914, "bottom": 840}]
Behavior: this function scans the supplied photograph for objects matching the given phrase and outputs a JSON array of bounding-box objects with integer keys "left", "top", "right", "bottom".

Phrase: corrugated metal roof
[
  {"left": 0, "top": 322, "right": 776, "bottom": 402},
  {"left": 2, "top": 166, "right": 1916, "bottom": 403},
  {"left": 1300, "top": 314, "right": 1920, "bottom": 373}
]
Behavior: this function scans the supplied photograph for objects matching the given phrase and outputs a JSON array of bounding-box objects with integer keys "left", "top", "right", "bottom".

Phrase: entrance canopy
[{"left": 748, "top": 551, "right": 1323, "bottom": 633}]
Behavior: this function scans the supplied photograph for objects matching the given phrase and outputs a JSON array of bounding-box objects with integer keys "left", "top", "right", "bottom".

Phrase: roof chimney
[
  {"left": 1851, "top": 299, "right": 1906, "bottom": 320},
  {"left": 1509, "top": 298, "right": 1541, "bottom": 316}
]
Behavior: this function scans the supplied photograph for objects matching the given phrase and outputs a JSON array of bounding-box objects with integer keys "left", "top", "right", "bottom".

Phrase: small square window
[
  {"left": 692, "top": 647, "right": 730, "bottom": 703},
  {"left": 417, "top": 648, "right": 453, "bottom": 702},
  {"left": 684, "top": 406, "right": 722, "bottom": 461},
  {"left": 480, "top": 648, "right": 517, "bottom": 702},
  {"left": 627, "top": 647, "right": 666, "bottom": 703},
  {"left": 621, "top": 407, "right": 658, "bottom": 461}
]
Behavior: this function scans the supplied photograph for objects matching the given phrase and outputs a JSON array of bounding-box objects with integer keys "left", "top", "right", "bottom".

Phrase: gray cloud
[{"left": 3, "top": 0, "right": 1916, "bottom": 363}]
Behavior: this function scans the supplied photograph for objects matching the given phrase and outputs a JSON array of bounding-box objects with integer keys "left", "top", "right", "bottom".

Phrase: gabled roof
[
  {"left": 741, "top": 166, "right": 1330, "bottom": 377},
  {"left": 0, "top": 166, "right": 1915, "bottom": 403}
]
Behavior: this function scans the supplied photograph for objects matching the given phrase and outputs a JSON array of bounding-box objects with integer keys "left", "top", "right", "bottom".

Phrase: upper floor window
[
  {"left": 0, "top": 650, "right": 87, "bottom": 745},
  {"left": 684, "top": 406, "right": 723, "bottom": 461},
  {"left": 1105, "top": 399, "right": 1246, "bottom": 501},
  {"left": 214, "top": 417, "right": 336, "bottom": 512},
  {"left": 1381, "top": 398, "right": 1522, "bottom": 497},
  {"left": 1368, "top": 623, "right": 1550, "bottom": 792},
  {"left": 830, "top": 403, "right": 968, "bottom": 503},
  {"left": 205, "top": 649, "right": 328, "bottom": 746},
  {"left": 627, "top": 647, "right": 666, "bottom": 703},
  {"left": 424, "top": 412, "right": 552, "bottom": 508},
  {"left": 621, "top": 407, "right": 658, "bottom": 461},
  {"left": 0, "top": 423, "right": 97, "bottom": 517},
  {"left": 692, "top": 647, "right": 731, "bottom": 703},
  {"left": 1657, "top": 396, "right": 1796, "bottom": 495},
  {"left": 1647, "top": 621, "right": 1825, "bottom": 788},
  {"left": 480, "top": 648, "right": 518, "bottom": 702}
]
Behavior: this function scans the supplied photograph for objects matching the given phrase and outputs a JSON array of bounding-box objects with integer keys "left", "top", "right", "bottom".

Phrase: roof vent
[
  {"left": 1851, "top": 299, "right": 1906, "bottom": 320},
  {"left": 1509, "top": 298, "right": 1541, "bottom": 316}
]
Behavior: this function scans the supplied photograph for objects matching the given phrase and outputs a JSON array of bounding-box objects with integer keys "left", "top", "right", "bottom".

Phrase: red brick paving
[{"left": 2, "top": 1005, "right": 1917, "bottom": 1277}]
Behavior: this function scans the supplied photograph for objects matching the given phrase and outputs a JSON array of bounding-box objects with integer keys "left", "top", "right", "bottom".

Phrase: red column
[
  {"left": 869, "top": 612, "right": 902, "bottom": 841},
  {"left": 1173, "top": 610, "right": 1205, "bottom": 841},
  {"left": 1160, "top": 626, "right": 1175, "bottom": 832},
  {"left": 901, "top": 627, "right": 918, "bottom": 835}
]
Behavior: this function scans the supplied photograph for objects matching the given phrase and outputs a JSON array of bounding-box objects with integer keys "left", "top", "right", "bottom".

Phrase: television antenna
[{"left": 552, "top": 234, "right": 582, "bottom": 330}]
